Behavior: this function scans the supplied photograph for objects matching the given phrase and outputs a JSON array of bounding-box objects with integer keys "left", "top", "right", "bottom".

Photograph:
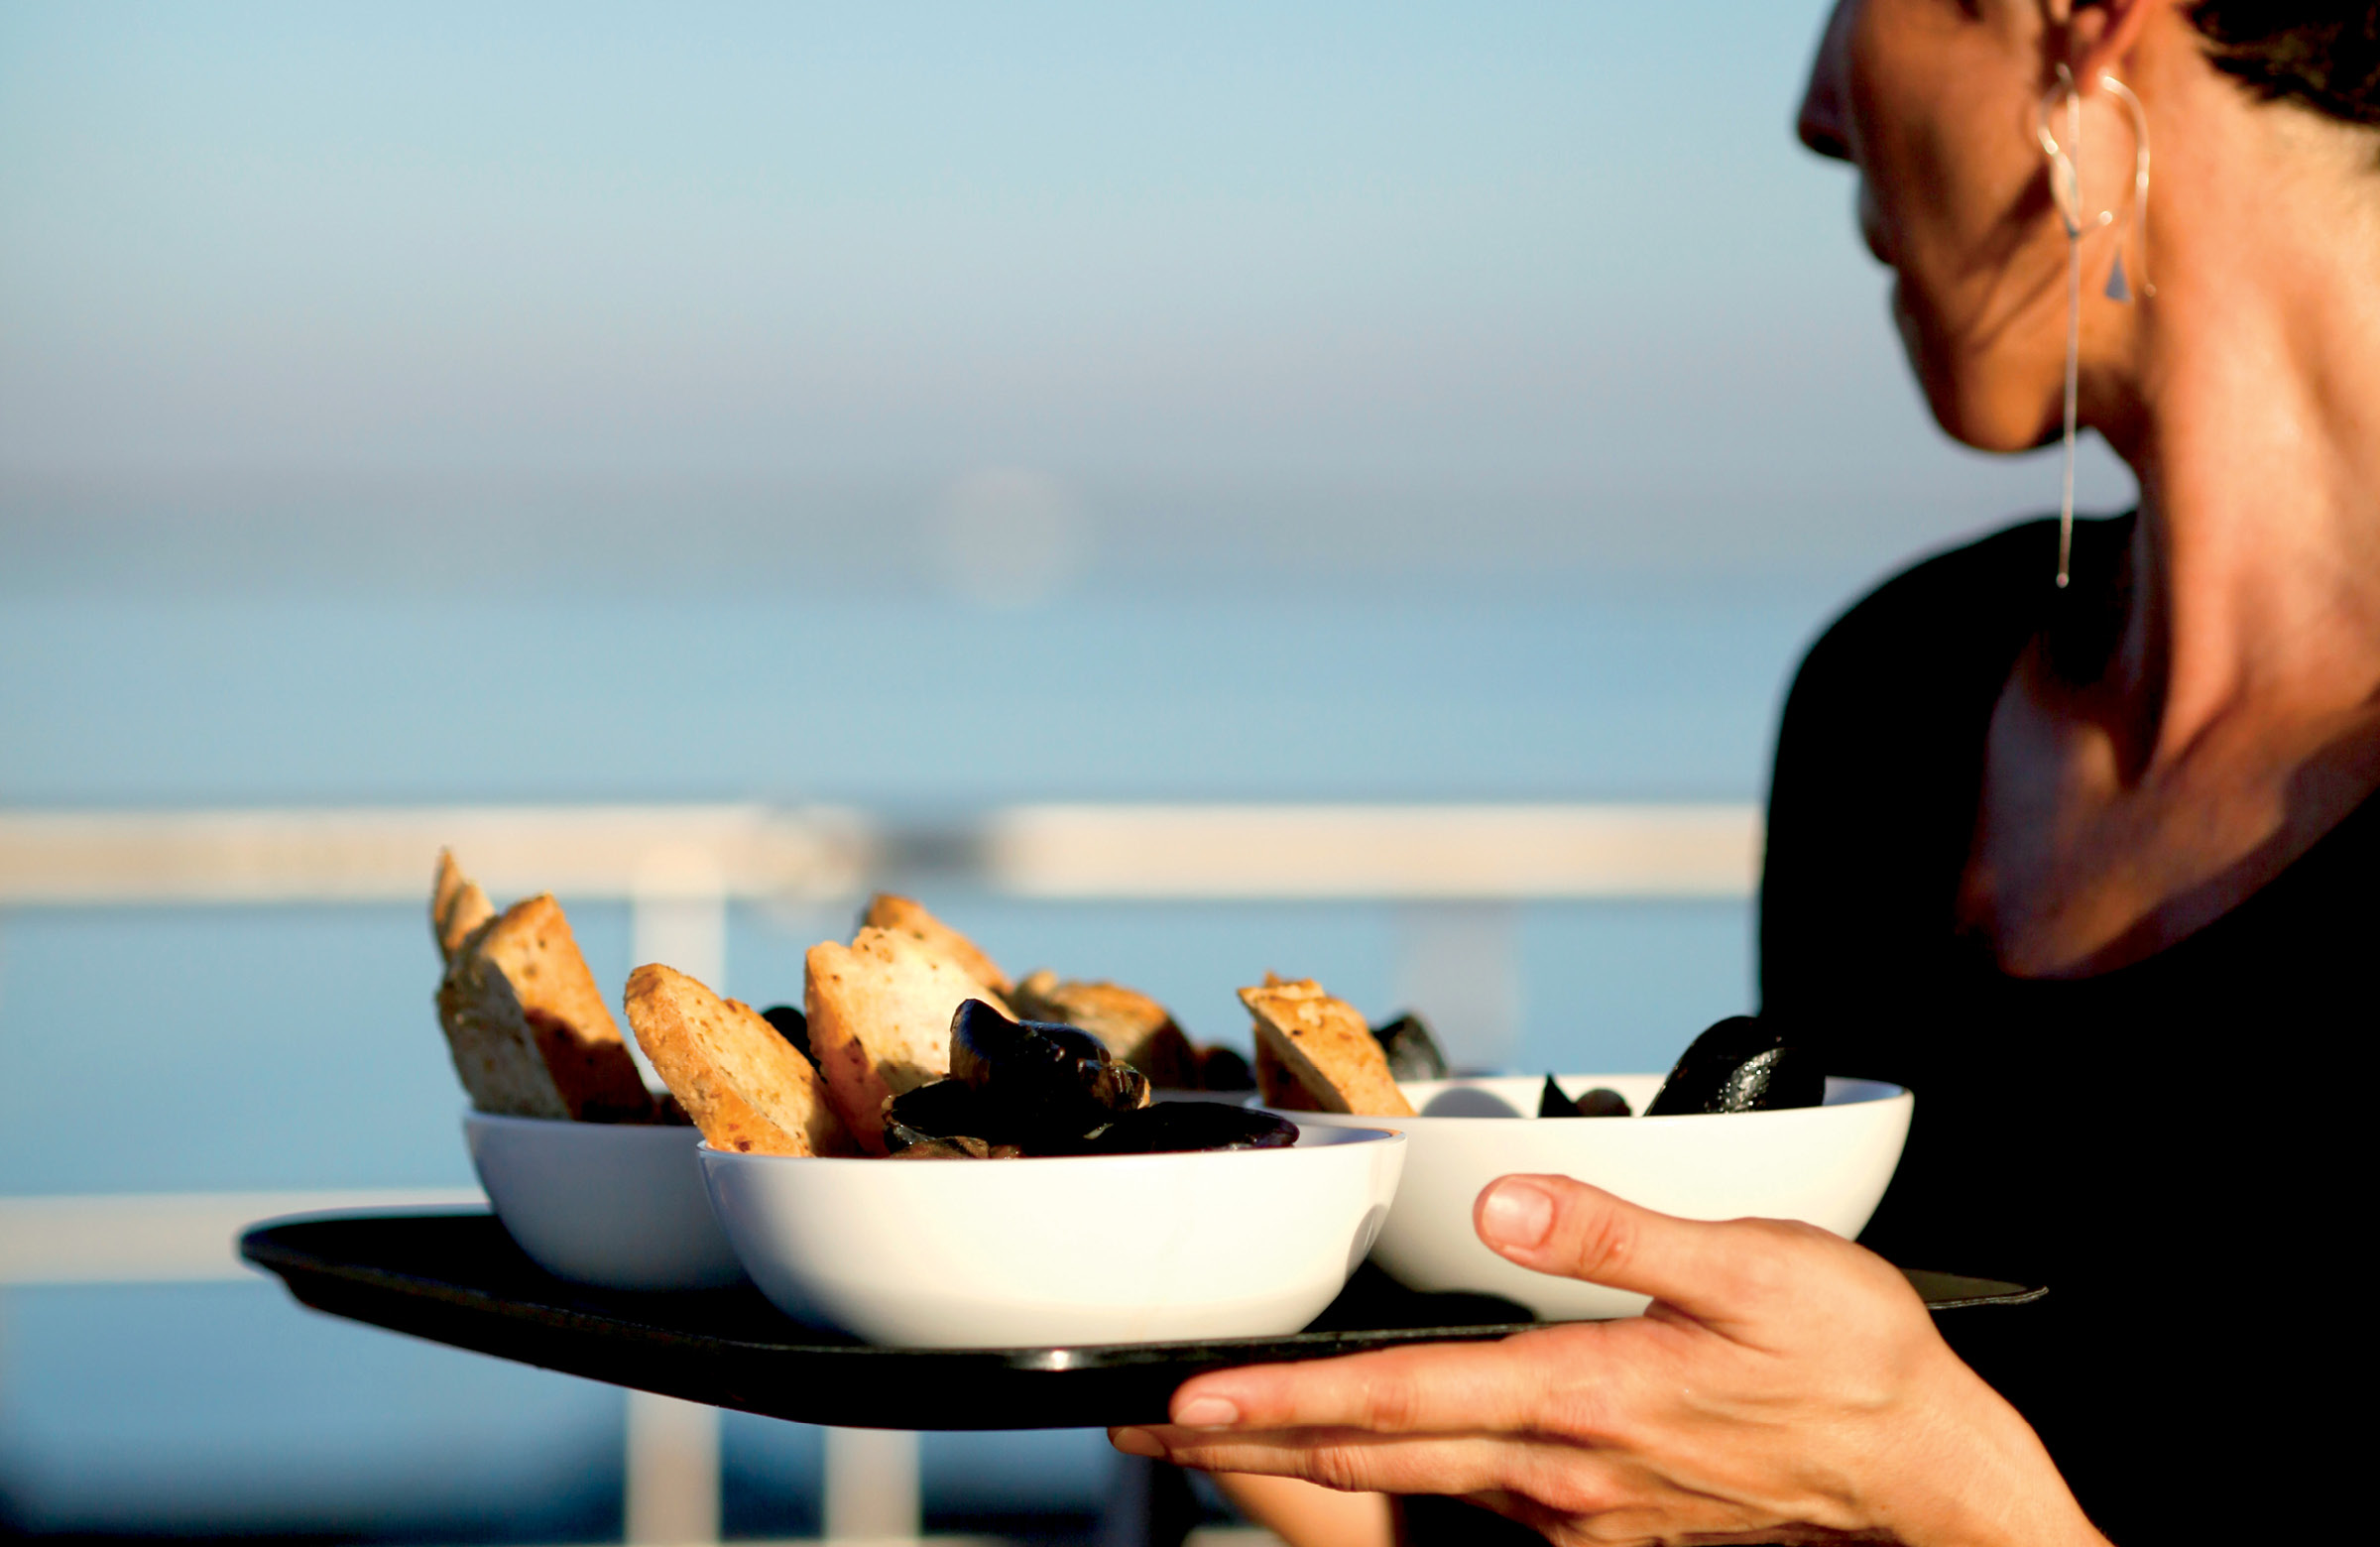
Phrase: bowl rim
[
  {"left": 462, "top": 1107, "right": 699, "bottom": 1136},
  {"left": 1278, "top": 1073, "right": 1911, "bottom": 1127},
  {"left": 695, "top": 1125, "right": 1405, "bottom": 1167}
]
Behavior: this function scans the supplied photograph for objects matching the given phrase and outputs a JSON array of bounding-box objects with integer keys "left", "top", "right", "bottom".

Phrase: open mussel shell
[
  {"left": 1537, "top": 1076, "right": 1632, "bottom": 1119},
  {"left": 1370, "top": 1012, "right": 1450, "bottom": 1082},
  {"left": 1072, "top": 1104, "right": 1300, "bottom": 1156},
  {"left": 1644, "top": 1015, "right": 1825, "bottom": 1116},
  {"left": 947, "top": 999, "right": 1151, "bottom": 1148},
  {"left": 882, "top": 1077, "right": 1000, "bottom": 1151}
]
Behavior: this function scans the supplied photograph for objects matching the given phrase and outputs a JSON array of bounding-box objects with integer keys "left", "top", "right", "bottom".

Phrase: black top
[{"left": 1763, "top": 515, "right": 2373, "bottom": 1542}]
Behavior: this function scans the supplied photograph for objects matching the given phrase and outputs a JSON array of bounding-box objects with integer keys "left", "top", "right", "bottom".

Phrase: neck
[{"left": 2092, "top": 75, "right": 2380, "bottom": 767}]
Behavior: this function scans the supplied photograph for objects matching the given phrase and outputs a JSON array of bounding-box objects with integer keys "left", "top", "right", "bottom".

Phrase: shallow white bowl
[
  {"left": 1286, "top": 1074, "right": 1911, "bottom": 1321},
  {"left": 464, "top": 1111, "right": 745, "bottom": 1291},
  {"left": 700, "top": 1127, "right": 1405, "bottom": 1348}
]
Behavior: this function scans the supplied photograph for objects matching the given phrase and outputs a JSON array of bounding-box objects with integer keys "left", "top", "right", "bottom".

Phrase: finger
[
  {"left": 1473, "top": 1173, "right": 1818, "bottom": 1325},
  {"left": 1110, "top": 1425, "right": 1576, "bottom": 1503},
  {"left": 1158, "top": 1332, "right": 1606, "bottom": 1435}
]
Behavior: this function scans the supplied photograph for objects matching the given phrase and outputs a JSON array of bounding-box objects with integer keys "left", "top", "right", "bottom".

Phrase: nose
[{"left": 1797, "top": 0, "right": 1856, "bottom": 162}]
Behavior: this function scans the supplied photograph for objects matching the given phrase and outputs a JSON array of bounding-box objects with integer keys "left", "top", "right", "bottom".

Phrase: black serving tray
[{"left": 241, "top": 1212, "right": 2043, "bottom": 1431}]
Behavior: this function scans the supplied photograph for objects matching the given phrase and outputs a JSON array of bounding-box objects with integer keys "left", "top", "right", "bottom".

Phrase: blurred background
[{"left": 0, "top": 1, "right": 2134, "bottom": 1541}]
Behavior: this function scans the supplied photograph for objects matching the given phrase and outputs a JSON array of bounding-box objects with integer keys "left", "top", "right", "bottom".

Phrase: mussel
[
  {"left": 761, "top": 1004, "right": 814, "bottom": 1066},
  {"left": 1195, "top": 1045, "right": 1255, "bottom": 1092},
  {"left": 1644, "top": 1015, "right": 1824, "bottom": 1116},
  {"left": 1072, "top": 1103, "right": 1300, "bottom": 1155},
  {"left": 882, "top": 1076, "right": 1001, "bottom": 1151},
  {"left": 1538, "top": 1076, "right": 1631, "bottom": 1118},
  {"left": 888, "top": 1000, "right": 1149, "bottom": 1149},
  {"left": 1371, "top": 1012, "right": 1450, "bottom": 1082},
  {"left": 888, "top": 1133, "right": 1023, "bottom": 1160}
]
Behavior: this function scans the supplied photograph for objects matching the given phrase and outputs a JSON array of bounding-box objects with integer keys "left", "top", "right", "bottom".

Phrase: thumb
[{"left": 1474, "top": 1173, "right": 1781, "bottom": 1325}]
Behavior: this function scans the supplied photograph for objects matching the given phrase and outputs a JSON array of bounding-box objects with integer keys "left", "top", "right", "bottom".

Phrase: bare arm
[{"left": 1118, "top": 1177, "right": 2107, "bottom": 1547}]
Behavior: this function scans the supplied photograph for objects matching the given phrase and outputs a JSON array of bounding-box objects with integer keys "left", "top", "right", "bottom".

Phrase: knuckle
[
  {"left": 1362, "top": 1372, "right": 1423, "bottom": 1431},
  {"left": 1566, "top": 1201, "right": 1636, "bottom": 1281},
  {"left": 1300, "top": 1443, "right": 1372, "bottom": 1493}
]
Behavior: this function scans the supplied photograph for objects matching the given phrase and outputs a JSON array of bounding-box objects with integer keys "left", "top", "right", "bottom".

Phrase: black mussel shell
[
  {"left": 1645, "top": 1015, "right": 1824, "bottom": 1116},
  {"left": 1074, "top": 1103, "right": 1300, "bottom": 1155},
  {"left": 761, "top": 1005, "right": 814, "bottom": 1065},
  {"left": 948, "top": 999, "right": 1151, "bottom": 1145},
  {"left": 1371, "top": 1012, "right": 1450, "bottom": 1082},
  {"left": 882, "top": 1078, "right": 995, "bottom": 1150},
  {"left": 1576, "top": 1086, "right": 1633, "bottom": 1118},
  {"left": 1538, "top": 1078, "right": 1631, "bottom": 1118},
  {"left": 1196, "top": 1044, "right": 1255, "bottom": 1091},
  {"left": 888, "top": 1134, "right": 1022, "bottom": 1159}
]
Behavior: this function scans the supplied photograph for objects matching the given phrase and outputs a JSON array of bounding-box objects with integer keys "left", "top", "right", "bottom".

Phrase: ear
[{"left": 2066, "top": 0, "right": 2168, "bottom": 80}]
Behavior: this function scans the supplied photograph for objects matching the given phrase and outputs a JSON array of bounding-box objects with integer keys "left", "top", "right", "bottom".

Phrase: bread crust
[
  {"left": 431, "top": 849, "right": 496, "bottom": 965},
  {"left": 806, "top": 927, "right": 1013, "bottom": 1154},
  {"left": 625, "top": 964, "right": 853, "bottom": 1156},
  {"left": 1010, "top": 969, "right": 1200, "bottom": 1089},
  {"left": 1239, "top": 978, "right": 1414, "bottom": 1118},
  {"left": 438, "top": 892, "right": 654, "bottom": 1122},
  {"left": 862, "top": 893, "right": 1012, "bottom": 995}
]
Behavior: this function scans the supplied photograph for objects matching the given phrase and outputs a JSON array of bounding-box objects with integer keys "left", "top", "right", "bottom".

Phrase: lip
[{"left": 1856, "top": 179, "right": 1893, "bottom": 266}]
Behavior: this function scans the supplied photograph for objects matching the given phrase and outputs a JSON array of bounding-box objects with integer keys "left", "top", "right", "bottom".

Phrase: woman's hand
[{"left": 1111, "top": 1176, "right": 2105, "bottom": 1547}]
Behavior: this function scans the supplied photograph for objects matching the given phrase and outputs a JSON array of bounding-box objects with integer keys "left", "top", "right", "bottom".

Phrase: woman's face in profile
[{"left": 1799, "top": 0, "right": 2099, "bottom": 453}]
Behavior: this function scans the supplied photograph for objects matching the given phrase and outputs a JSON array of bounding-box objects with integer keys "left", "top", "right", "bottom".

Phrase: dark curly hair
[{"left": 2192, "top": 2, "right": 2380, "bottom": 127}]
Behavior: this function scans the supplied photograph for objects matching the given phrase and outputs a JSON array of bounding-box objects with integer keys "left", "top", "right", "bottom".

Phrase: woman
[{"left": 1112, "top": 1, "right": 2380, "bottom": 1540}]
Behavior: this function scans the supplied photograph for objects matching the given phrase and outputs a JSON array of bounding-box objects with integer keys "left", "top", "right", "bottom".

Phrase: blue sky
[{"left": 0, "top": 1, "right": 2135, "bottom": 592}]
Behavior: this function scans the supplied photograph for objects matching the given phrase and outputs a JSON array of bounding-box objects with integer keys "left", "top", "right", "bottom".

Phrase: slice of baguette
[
  {"left": 862, "top": 893, "right": 1012, "bottom": 995},
  {"left": 1252, "top": 1035, "right": 1320, "bottom": 1111},
  {"left": 437, "top": 893, "right": 654, "bottom": 1122},
  {"left": 806, "top": 926, "right": 1013, "bottom": 1154},
  {"left": 626, "top": 964, "right": 854, "bottom": 1156},
  {"left": 431, "top": 849, "right": 496, "bottom": 965},
  {"left": 1239, "top": 978, "right": 1414, "bottom": 1118},
  {"left": 1010, "top": 969, "right": 1200, "bottom": 1089}
]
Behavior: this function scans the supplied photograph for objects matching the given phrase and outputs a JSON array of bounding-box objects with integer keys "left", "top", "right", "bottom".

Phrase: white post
[
  {"left": 624, "top": 1390, "right": 722, "bottom": 1544},
  {"left": 823, "top": 1427, "right": 923, "bottom": 1543},
  {"left": 627, "top": 858, "right": 729, "bottom": 1544},
  {"left": 1391, "top": 901, "right": 1521, "bottom": 1071}
]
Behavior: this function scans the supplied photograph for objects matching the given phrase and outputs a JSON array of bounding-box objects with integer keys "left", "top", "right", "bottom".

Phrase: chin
[{"left": 1897, "top": 299, "right": 2059, "bottom": 454}]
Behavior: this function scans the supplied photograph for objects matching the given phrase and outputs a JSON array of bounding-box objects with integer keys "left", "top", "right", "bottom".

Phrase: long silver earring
[
  {"left": 2037, "top": 65, "right": 2086, "bottom": 589},
  {"left": 2034, "top": 66, "right": 2153, "bottom": 590},
  {"left": 2098, "top": 73, "right": 2154, "bottom": 303}
]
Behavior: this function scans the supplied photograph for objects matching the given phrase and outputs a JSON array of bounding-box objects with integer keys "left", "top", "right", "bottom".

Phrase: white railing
[
  {"left": 0, "top": 801, "right": 1760, "bottom": 904},
  {"left": 0, "top": 800, "right": 1760, "bottom": 1545}
]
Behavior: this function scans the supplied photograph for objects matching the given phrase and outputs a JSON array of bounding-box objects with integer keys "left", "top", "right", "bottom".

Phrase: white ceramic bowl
[
  {"left": 464, "top": 1111, "right": 745, "bottom": 1291},
  {"left": 1286, "top": 1074, "right": 1912, "bottom": 1321},
  {"left": 700, "top": 1127, "right": 1405, "bottom": 1348}
]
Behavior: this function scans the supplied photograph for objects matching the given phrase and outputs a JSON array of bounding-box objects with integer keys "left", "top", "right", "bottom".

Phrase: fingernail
[
  {"left": 1174, "top": 1395, "right": 1240, "bottom": 1428},
  {"left": 1480, "top": 1179, "right": 1555, "bottom": 1249},
  {"left": 1111, "top": 1427, "right": 1164, "bottom": 1458}
]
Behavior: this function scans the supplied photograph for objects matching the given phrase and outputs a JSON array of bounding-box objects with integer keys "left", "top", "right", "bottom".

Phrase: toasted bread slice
[
  {"left": 1239, "top": 978, "right": 1414, "bottom": 1118},
  {"left": 806, "top": 927, "right": 1013, "bottom": 1153},
  {"left": 431, "top": 849, "right": 497, "bottom": 965},
  {"left": 862, "top": 893, "right": 1012, "bottom": 996},
  {"left": 626, "top": 964, "right": 853, "bottom": 1156},
  {"left": 435, "top": 931, "right": 569, "bottom": 1120},
  {"left": 1010, "top": 969, "right": 1200, "bottom": 1089},
  {"left": 1252, "top": 1035, "right": 1320, "bottom": 1111},
  {"left": 438, "top": 893, "right": 654, "bottom": 1122}
]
